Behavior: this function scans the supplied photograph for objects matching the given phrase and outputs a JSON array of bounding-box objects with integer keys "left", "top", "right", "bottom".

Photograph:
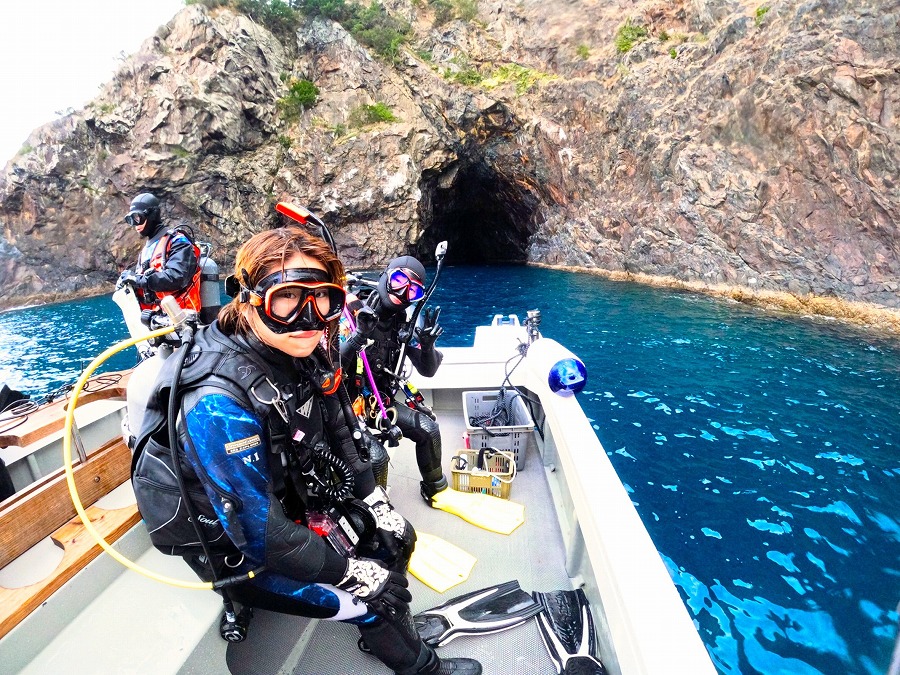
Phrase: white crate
[{"left": 463, "top": 389, "right": 535, "bottom": 469}]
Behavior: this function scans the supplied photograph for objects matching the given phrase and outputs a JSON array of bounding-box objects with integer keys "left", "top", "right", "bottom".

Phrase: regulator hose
[
  {"left": 303, "top": 446, "right": 355, "bottom": 502},
  {"left": 63, "top": 327, "right": 262, "bottom": 590},
  {"left": 64, "top": 327, "right": 213, "bottom": 589}
]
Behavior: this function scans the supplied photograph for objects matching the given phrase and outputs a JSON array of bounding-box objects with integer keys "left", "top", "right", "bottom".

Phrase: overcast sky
[{"left": 0, "top": 0, "right": 183, "bottom": 164}]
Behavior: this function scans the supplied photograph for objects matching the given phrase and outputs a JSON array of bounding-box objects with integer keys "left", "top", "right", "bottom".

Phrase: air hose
[
  {"left": 393, "top": 240, "right": 448, "bottom": 383},
  {"left": 63, "top": 323, "right": 260, "bottom": 591}
]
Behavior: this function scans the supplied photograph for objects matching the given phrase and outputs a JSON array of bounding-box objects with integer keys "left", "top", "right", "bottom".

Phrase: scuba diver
[
  {"left": 116, "top": 192, "right": 203, "bottom": 318},
  {"left": 341, "top": 256, "right": 523, "bottom": 534},
  {"left": 341, "top": 256, "right": 448, "bottom": 501},
  {"left": 131, "top": 224, "right": 481, "bottom": 675}
]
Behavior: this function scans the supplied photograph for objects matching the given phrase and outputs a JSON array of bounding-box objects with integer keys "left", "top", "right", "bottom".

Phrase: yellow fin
[
  {"left": 408, "top": 531, "right": 477, "bottom": 593},
  {"left": 429, "top": 487, "right": 525, "bottom": 535}
]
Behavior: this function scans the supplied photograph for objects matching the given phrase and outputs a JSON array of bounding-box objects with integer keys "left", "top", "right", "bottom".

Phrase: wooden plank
[
  {"left": 0, "top": 438, "right": 132, "bottom": 569},
  {"left": 0, "top": 370, "right": 131, "bottom": 449},
  {"left": 0, "top": 502, "right": 141, "bottom": 639}
]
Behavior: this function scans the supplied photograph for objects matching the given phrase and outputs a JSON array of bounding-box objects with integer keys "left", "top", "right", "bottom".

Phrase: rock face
[{"left": 0, "top": 0, "right": 897, "bottom": 309}]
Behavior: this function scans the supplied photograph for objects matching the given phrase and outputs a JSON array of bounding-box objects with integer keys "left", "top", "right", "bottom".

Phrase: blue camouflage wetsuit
[{"left": 132, "top": 321, "right": 379, "bottom": 623}]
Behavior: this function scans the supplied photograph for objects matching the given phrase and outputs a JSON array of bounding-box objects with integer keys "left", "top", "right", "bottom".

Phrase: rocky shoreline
[
  {"left": 532, "top": 263, "right": 900, "bottom": 338},
  {"left": 1, "top": 1, "right": 897, "bottom": 316}
]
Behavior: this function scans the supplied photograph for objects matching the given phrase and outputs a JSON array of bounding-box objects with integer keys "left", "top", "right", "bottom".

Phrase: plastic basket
[
  {"left": 450, "top": 449, "right": 517, "bottom": 499},
  {"left": 463, "top": 389, "right": 535, "bottom": 469}
]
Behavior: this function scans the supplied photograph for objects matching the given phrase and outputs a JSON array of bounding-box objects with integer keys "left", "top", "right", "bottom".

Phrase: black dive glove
[
  {"left": 346, "top": 305, "right": 378, "bottom": 352},
  {"left": 415, "top": 306, "right": 443, "bottom": 350},
  {"left": 116, "top": 270, "right": 147, "bottom": 291},
  {"left": 336, "top": 558, "right": 412, "bottom": 615}
]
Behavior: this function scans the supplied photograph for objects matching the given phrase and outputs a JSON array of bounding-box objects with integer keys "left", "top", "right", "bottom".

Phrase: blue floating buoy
[{"left": 548, "top": 358, "right": 587, "bottom": 395}]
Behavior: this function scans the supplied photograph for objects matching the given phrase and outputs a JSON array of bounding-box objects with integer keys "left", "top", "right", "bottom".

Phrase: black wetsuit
[
  {"left": 341, "top": 299, "right": 447, "bottom": 497},
  {"left": 131, "top": 321, "right": 444, "bottom": 672}
]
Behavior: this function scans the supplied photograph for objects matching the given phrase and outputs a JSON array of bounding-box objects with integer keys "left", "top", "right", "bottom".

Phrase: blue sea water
[{"left": 1, "top": 265, "right": 898, "bottom": 674}]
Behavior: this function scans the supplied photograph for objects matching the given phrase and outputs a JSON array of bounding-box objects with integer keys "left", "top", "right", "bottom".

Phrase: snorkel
[
  {"left": 392, "top": 240, "right": 448, "bottom": 378},
  {"left": 272, "top": 202, "right": 378, "bottom": 459},
  {"left": 274, "top": 203, "right": 402, "bottom": 440}
]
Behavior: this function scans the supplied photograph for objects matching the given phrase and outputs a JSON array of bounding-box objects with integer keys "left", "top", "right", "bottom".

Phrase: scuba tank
[
  {"left": 123, "top": 347, "right": 170, "bottom": 450},
  {"left": 112, "top": 284, "right": 153, "bottom": 359},
  {"left": 198, "top": 243, "right": 220, "bottom": 325}
]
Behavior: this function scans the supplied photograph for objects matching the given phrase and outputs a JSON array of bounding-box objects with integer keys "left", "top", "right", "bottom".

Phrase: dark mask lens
[
  {"left": 322, "top": 286, "right": 346, "bottom": 319},
  {"left": 269, "top": 286, "right": 310, "bottom": 321},
  {"left": 126, "top": 211, "right": 147, "bottom": 226}
]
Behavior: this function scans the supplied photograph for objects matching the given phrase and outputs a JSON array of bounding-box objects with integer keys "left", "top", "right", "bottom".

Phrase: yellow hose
[{"left": 63, "top": 327, "right": 215, "bottom": 590}]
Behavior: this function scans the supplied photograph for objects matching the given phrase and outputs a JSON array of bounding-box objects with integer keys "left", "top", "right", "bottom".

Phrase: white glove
[{"left": 336, "top": 558, "right": 411, "bottom": 615}]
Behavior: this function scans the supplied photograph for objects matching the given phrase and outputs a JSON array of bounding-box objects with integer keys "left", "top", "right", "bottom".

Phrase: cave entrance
[{"left": 415, "top": 158, "right": 540, "bottom": 265}]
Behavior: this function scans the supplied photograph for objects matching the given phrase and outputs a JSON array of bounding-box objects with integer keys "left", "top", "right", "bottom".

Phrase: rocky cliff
[{"left": 0, "top": 0, "right": 897, "bottom": 315}]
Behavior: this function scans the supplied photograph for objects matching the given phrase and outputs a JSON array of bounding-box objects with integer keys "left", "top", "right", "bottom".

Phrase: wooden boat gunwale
[{"left": 0, "top": 372, "right": 138, "bottom": 640}]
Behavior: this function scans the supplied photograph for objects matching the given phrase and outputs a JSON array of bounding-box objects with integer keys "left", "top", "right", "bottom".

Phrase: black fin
[
  {"left": 533, "top": 588, "right": 607, "bottom": 675},
  {"left": 414, "top": 580, "right": 542, "bottom": 646}
]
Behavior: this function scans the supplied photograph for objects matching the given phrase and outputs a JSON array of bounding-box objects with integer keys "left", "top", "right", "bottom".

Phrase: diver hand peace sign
[{"left": 415, "top": 306, "right": 443, "bottom": 349}]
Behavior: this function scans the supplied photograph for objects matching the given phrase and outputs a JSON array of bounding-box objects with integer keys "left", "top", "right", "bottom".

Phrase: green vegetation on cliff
[
  {"left": 185, "top": 0, "right": 300, "bottom": 36},
  {"left": 428, "top": 0, "right": 478, "bottom": 26},
  {"left": 348, "top": 102, "right": 397, "bottom": 127},
  {"left": 185, "top": 0, "right": 410, "bottom": 60},
  {"left": 614, "top": 18, "right": 648, "bottom": 53},
  {"left": 278, "top": 78, "right": 320, "bottom": 120}
]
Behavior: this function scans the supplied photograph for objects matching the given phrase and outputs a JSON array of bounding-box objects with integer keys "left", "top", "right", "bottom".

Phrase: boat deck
[
  {"left": 2, "top": 328, "right": 717, "bottom": 674},
  {"left": 225, "top": 390, "right": 569, "bottom": 674},
  {"left": 6, "top": 388, "right": 572, "bottom": 675}
]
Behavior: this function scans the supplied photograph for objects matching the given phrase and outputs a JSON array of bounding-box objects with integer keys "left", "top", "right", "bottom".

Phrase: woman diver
[{"left": 131, "top": 224, "right": 481, "bottom": 674}]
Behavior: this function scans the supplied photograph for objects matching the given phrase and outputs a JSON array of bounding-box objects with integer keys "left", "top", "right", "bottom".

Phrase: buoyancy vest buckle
[{"left": 250, "top": 377, "right": 293, "bottom": 424}]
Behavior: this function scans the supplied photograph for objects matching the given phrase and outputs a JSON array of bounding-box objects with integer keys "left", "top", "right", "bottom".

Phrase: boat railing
[
  {"left": 0, "top": 371, "right": 139, "bottom": 641},
  {"left": 520, "top": 338, "right": 716, "bottom": 674}
]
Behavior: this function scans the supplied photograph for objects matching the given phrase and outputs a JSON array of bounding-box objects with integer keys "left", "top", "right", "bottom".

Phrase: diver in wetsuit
[
  {"left": 116, "top": 192, "right": 201, "bottom": 316},
  {"left": 341, "top": 256, "right": 449, "bottom": 502},
  {"left": 132, "top": 227, "right": 480, "bottom": 675}
]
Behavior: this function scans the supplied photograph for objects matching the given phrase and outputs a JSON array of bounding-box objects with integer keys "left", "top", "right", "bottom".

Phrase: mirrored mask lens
[
  {"left": 406, "top": 282, "right": 425, "bottom": 301},
  {"left": 387, "top": 268, "right": 424, "bottom": 302},
  {"left": 388, "top": 269, "right": 412, "bottom": 290}
]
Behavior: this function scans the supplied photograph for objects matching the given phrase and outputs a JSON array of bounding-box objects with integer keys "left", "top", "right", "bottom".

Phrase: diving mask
[
  {"left": 124, "top": 211, "right": 149, "bottom": 226},
  {"left": 387, "top": 268, "right": 425, "bottom": 303},
  {"left": 242, "top": 268, "right": 346, "bottom": 334}
]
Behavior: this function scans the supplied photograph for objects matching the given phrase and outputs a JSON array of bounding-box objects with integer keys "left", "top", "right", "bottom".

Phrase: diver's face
[
  {"left": 249, "top": 252, "right": 328, "bottom": 358},
  {"left": 125, "top": 210, "right": 152, "bottom": 236}
]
